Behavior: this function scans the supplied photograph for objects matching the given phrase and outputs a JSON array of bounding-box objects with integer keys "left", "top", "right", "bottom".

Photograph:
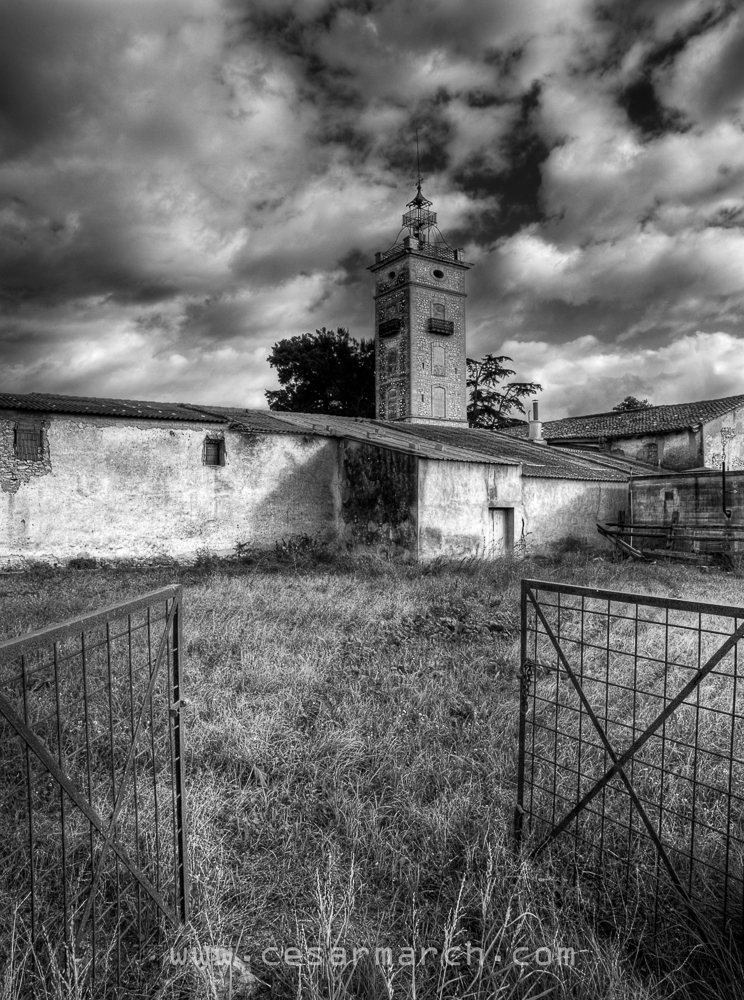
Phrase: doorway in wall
[{"left": 488, "top": 506, "right": 514, "bottom": 557}]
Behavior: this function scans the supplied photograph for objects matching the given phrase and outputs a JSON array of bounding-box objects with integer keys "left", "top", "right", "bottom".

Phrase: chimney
[{"left": 528, "top": 399, "right": 546, "bottom": 445}]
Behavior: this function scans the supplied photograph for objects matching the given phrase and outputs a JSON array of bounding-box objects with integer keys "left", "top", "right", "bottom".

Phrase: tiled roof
[
  {"left": 501, "top": 395, "right": 744, "bottom": 441},
  {"left": 0, "top": 394, "right": 511, "bottom": 463},
  {"left": 371, "top": 423, "right": 630, "bottom": 480},
  {"left": 0, "top": 392, "right": 225, "bottom": 423},
  {"left": 254, "top": 411, "right": 515, "bottom": 465},
  {"left": 0, "top": 392, "right": 638, "bottom": 479},
  {"left": 180, "top": 405, "right": 315, "bottom": 434},
  {"left": 554, "top": 447, "right": 659, "bottom": 476}
]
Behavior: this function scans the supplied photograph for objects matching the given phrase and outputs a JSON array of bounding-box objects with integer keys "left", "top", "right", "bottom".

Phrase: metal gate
[
  {"left": 0, "top": 585, "right": 189, "bottom": 993},
  {"left": 516, "top": 578, "right": 744, "bottom": 950}
]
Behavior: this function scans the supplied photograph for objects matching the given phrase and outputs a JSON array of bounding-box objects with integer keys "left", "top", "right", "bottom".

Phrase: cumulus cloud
[
  {"left": 0, "top": 0, "right": 743, "bottom": 412},
  {"left": 501, "top": 330, "right": 744, "bottom": 419}
]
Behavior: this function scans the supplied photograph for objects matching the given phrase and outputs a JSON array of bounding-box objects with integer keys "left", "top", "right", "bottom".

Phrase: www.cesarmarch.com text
[{"left": 167, "top": 942, "right": 577, "bottom": 970}]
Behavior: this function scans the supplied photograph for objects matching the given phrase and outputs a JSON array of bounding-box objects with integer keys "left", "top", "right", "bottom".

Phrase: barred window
[
  {"left": 14, "top": 423, "right": 44, "bottom": 461},
  {"left": 203, "top": 437, "right": 225, "bottom": 466}
]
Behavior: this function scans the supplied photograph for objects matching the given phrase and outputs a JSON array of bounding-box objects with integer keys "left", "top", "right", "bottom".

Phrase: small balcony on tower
[
  {"left": 427, "top": 317, "right": 454, "bottom": 336},
  {"left": 379, "top": 317, "right": 402, "bottom": 338}
]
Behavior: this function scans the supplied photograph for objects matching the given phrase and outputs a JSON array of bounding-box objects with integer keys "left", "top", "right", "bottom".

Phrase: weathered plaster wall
[
  {"left": 521, "top": 478, "right": 628, "bottom": 551},
  {"left": 0, "top": 414, "right": 339, "bottom": 565},
  {"left": 417, "top": 459, "right": 523, "bottom": 560},
  {"left": 607, "top": 429, "right": 701, "bottom": 470},
  {"left": 703, "top": 409, "right": 744, "bottom": 469},
  {"left": 338, "top": 441, "right": 417, "bottom": 552}
]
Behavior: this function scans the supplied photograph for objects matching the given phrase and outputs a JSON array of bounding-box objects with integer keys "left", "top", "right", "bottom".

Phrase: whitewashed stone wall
[{"left": 0, "top": 414, "right": 339, "bottom": 566}]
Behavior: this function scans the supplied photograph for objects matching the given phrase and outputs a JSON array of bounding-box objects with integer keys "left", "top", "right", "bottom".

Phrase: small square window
[
  {"left": 14, "top": 424, "right": 44, "bottom": 461},
  {"left": 204, "top": 438, "right": 225, "bottom": 466}
]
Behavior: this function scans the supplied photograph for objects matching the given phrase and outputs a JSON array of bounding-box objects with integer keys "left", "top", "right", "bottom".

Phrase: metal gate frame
[
  {"left": 516, "top": 578, "right": 744, "bottom": 945},
  {"left": 0, "top": 584, "right": 189, "bottom": 988}
]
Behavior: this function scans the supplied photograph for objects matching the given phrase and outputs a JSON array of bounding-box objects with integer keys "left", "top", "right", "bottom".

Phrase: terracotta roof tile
[
  {"left": 255, "top": 411, "right": 515, "bottom": 464},
  {"left": 0, "top": 393, "right": 640, "bottom": 479},
  {"left": 0, "top": 392, "right": 225, "bottom": 423},
  {"left": 501, "top": 395, "right": 744, "bottom": 440},
  {"left": 181, "top": 405, "right": 315, "bottom": 434},
  {"left": 371, "top": 424, "right": 630, "bottom": 480}
]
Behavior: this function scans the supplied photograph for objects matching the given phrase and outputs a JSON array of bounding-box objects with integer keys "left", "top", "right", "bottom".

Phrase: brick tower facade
[{"left": 369, "top": 183, "right": 472, "bottom": 425}]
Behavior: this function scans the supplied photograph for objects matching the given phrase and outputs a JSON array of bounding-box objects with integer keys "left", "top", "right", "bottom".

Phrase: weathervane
[{"left": 415, "top": 128, "right": 422, "bottom": 192}]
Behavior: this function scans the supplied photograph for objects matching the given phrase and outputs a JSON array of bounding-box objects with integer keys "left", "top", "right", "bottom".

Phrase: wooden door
[{"left": 488, "top": 507, "right": 514, "bottom": 558}]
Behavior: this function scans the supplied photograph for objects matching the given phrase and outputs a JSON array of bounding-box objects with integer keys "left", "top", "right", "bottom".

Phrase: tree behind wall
[
  {"left": 467, "top": 354, "right": 542, "bottom": 428},
  {"left": 612, "top": 396, "right": 653, "bottom": 411},
  {"left": 266, "top": 327, "right": 375, "bottom": 417}
]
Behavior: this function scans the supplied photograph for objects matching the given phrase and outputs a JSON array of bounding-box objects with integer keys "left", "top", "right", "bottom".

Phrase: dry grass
[{"left": 2, "top": 546, "right": 744, "bottom": 998}]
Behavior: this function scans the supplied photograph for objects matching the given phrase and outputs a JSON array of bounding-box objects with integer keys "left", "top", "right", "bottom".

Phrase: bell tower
[{"left": 369, "top": 182, "right": 472, "bottom": 425}]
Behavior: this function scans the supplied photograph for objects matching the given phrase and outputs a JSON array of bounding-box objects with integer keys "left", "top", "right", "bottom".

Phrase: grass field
[{"left": 2, "top": 543, "right": 744, "bottom": 999}]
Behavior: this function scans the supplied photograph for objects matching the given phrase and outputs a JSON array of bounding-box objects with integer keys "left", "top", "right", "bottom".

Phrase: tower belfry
[
  {"left": 403, "top": 181, "right": 436, "bottom": 240},
  {"left": 369, "top": 179, "right": 473, "bottom": 425}
]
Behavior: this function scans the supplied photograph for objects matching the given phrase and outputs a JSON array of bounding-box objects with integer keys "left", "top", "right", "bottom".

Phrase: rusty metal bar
[
  {"left": 527, "top": 615, "right": 744, "bottom": 854},
  {"left": 73, "top": 596, "right": 178, "bottom": 950},
  {"left": 0, "top": 586, "right": 181, "bottom": 660},
  {"left": 517, "top": 577, "right": 744, "bottom": 953},
  {"left": 521, "top": 578, "right": 744, "bottom": 619},
  {"left": 525, "top": 589, "right": 699, "bottom": 924},
  {"left": 0, "top": 688, "right": 176, "bottom": 920},
  {"left": 171, "top": 596, "right": 190, "bottom": 922},
  {"left": 514, "top": 580, "right": 529, "bottom": 846},
  {"left": 0, "top": 585, "right": 188, "bottom": 994}
]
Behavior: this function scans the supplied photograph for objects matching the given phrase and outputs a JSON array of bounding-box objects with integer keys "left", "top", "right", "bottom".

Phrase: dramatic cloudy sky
[{"left": 2, "top": 0, "right": 744, "bottom": 417}]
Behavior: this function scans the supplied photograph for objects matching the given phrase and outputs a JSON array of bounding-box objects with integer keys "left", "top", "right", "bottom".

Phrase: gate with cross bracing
[
  {"left": 0, "top": 584, "right": 189, "bottom": 994},
  {"left": 516, "top": 578, "right": 744, "bottom": 952}
]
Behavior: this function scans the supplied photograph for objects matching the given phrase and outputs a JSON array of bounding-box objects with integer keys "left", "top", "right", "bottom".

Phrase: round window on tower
[
  {"left": 388, "top": 271, "right": 396, "bottom": 280},
  {"left": 432, "top": 268, "right": 445, "bottom": 279}
]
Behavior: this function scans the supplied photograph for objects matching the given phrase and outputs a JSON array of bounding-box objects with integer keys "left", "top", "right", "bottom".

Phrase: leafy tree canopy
[
  {"left": 467, "top": 354, "right": 542, "bottom": 429},
  {"left": 266, "top": 327, "right": 375, "bottom": 417},
  {"left": 612, "top": 395, "right": 653, "bottom": 411}
]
